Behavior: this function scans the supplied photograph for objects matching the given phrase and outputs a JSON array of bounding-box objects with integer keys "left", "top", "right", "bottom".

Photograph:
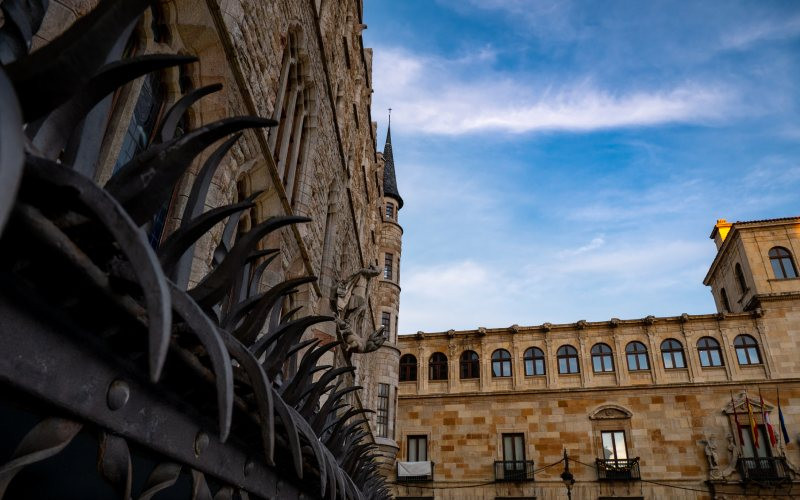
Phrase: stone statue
[
  {"left": 332, "top": 265, "right": 387, "bottom": 353},
  {"left": 721, "top": 434, "right": 739, "bottom": 478},
  {"left": 702, "top": 433, "right": 721, "bottom": 479}
]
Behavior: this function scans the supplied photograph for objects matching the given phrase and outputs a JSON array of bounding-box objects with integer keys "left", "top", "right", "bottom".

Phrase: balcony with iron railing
[
  {"left": 494, "top": 460, "right": 535, "bottom": 482},
  {"left": 596, "top": 458, "right": 641, "bottom": 481},
  {"left": 396, "top": 461, "right": 435, "bottom": 482},
  {"left": 737, "top": 457, "right": 790, "bottom": 483}
]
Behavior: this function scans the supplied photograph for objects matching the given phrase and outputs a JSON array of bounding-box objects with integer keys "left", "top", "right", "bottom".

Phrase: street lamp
[{"left": 560, "top": 449, "right": 575, "bottom": 499}]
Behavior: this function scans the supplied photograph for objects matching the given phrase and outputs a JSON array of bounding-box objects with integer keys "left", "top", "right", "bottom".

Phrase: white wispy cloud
[{"left": 372, "top": 47, "right": 737, "bottom": 135}]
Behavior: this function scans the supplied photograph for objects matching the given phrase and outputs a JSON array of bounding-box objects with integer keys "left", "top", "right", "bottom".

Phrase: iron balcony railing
[
  {"left": 737, "top": 457, "right": 790, "bottom": 483},
  {"left": 494, "top": 460, "right": 535, "bottom": 482},
  {"left": 396, "top": 461, "right": 435, "bottom": 482},
  {"left": 596, "top": 458, "right": 641, "bottom": 481}
]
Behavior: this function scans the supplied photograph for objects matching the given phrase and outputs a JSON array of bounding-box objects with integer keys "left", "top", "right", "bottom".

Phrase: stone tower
[{"left": 372, "top": 120, "right": 404, "bottom": 467}]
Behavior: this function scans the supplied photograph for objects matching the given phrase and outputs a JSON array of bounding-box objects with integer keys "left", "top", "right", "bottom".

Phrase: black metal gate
[{"left": 0, "top": 1, "right": 387, "bottom": 498}]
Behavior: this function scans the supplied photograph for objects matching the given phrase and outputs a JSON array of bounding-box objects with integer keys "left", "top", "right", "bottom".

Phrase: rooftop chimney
[{"left": 710, "top": 219, "right": 733, "bottom": 250}]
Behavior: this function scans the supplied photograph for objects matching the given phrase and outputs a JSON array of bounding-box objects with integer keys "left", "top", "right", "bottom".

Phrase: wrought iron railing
[
  {"left": 396, "top": 461, "right": 435, "bottom": 482},
  {"left": 737, "top": 457, "right": 790, "bottom": 483},
  {"left": 494, "top": 460, "right": 535, "bottom": 482},
  {"left": 596, "top": 458, "right": 641, "bottom": 481}
]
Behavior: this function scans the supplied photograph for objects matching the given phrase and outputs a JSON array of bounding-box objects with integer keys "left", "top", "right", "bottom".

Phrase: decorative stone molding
[
  {"left": 576, "top": 320, "right": 588, "bottom": 329},
  {"left": 609, "top": 318, "right": 620, "bottom": 328},
  {"left": 477, "top": 327, "right": 487, "bottom": 336},
  {"left": 752, "top": 307, "right": 764, "bottom": 318},
  {"left": 541, "top": 322, "right": 552, "bottom": 332},
  {"left": 680, "top": 313, "right": 690, "bottom": 323},
  {"left": 510, "top": 324, "right": 520, "bottom": 333},
  {"left": 588, "top": 404, "right": 633, "bottom": 420},
  {"left": 644, "top": 315, "right": 656, "bottom": 325},
  {"left": 446, "top": 329, "right": 455, "bottom": 338},
  {"left": 415, "top": 331, "right": 424, "bottom": 339}
]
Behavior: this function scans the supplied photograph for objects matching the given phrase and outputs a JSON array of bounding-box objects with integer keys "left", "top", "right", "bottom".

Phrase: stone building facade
[
  {"left": 394, "top": 217, "right": 800, "bottom": 499},
  {"left": 34, "top": 0, "right": 402, "bottom": 467}
]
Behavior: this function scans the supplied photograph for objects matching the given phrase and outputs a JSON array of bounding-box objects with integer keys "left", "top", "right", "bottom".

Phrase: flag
[
  {"left": 760, "top": 388, "right": 777, "bottom": 447},
  {"left": 746, "top": 392, "right": 759, "bottom": 449},
  {"left": 778, "top": 389, "right": 791, "bottom": 445},
  {"left": 731, "top": 391, "right": 744, "bottom": 446}
]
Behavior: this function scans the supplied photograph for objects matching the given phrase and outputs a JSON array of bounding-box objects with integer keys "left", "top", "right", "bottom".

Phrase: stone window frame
[
  {"left": 384, "top": 253, "right": 393, "bottom": 280},
  {"left": 588, "top": 405, "right": 634, "bottom": 462},
  {"left": 590, "top": 343, "right": 614, "bottom": 373},
  {"left": 733, "top": 334, "right": 762, "bottom": 366},
  {"left": 660, "top": 338, "right": 686, "bottom": 370},
  {"left": 720, "top": 287, "right": 731, "bottom": 312},
  {"left": 428, "top": 352, "right": 448, "bottom": 381},
  {"left": 557, "top": 344, "right": 580, "bottom": 374},
  {"left": 385, "top": 201, "right": 395, "bottom": 219},
  {"left": 769, "top": 246, "right": 798, "bottom": 279},
  {"left": 735, "top": 263, "right": 749, "bottom": 295},
  {"left": 405, "top": 433, "right": 430, "bottom": 462},
  {"left": 399, "top": 354, "right": 417, "bottom": 382},
  {"left": 376, "top": 383, "right": 390, "bottom": 438},
  {"left": 491, "top": 349, "right": 512, "bottom": 378},
  {"left": 523, "top": 346, "right": 546, "bottom": 376},
  {"left": 459, "top": 350, "right": 480, "bottom": 379},
  {"left": 625, "top": 341, "right": 650, "bottom": 372},
  {"left": 697, "top": 336, "right": 724, "bottom": 367}
]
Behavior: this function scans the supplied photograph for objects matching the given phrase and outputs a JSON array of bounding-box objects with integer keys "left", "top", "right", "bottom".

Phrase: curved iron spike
[
  {"left": 279, "top": 305, "right": 304, "bottom": 324},
  {"left": 281, "top": 341, "right": 340, "bottom": 404},
  {"left": 271, "top": 388, "right": 303, "bottom": 479},
  {"left": 6, "top": 0, "right": 152, "bottom": 122},
  {"left": 287, "top": 405, "right": 327, "bottom": 498},
  {"left": 220, "top": 291, "right": 265, "bottom": 331},
  {"left": 299, "top": 367, "right": 354, "bottom": 417},
  {"left": 168, "top": 282, "right": 233, "bottom": 442},
  {"left": 172, "top": 132, "right": 242, "bottom": 288},
  {"left": 211, "top": 190, "right": 265, "bottom": 266},
  {"left": 97, "top": 432, "right": 132, "bottom": 500},
  {"left": 0, "top": 417, "right": 82, "bottom": 497},
  {"left": 262, "top": 318, "right": 334, "bottom": 382},
  {"left": 105, "top": 117, "right": 276, "bottom": 226},
  {"left": 252, "top": 314, "right": 330, "bottom": 360},
  {"left": 324, "top": 407, "right": 371, "bottom": 442},
  {"left": 217, "top": 330, "right": 275, "bottom": 465},
  {"left": 31, "top": 54, "right": 197, "bottom": 159},
  {"left": 321, "top": 446, "right": 339, "bottom": 500},
  {"left": 0, "top": 67, "right": 24, "bottom": 235},
  {"left": 190, "top": 216, "right": 310, "bottom": 309},
  {"left": 190, "top": 469, "right": 212, "bottom": 500},
  {"left": 236, "top": 277, "right": 318, "bottom": 347},
  {"left": 137, "top": 463, "right": 181, "bottom": 500},
  {"left": 159, "top": 201, "right": 255, "bottom": 273},
  {"left": 0, "top": 0, "right": 49, "bottom": 65},
  {"left": 284, "top": 337, "right": 320, "bottom": 361},
  {"left": 247, "top": 251, "right": 279, "bottom": 297},
  {"left": 158, "top": 83, "right": 223, "bottom": 143},
  {"left": 247, "top": 248, "right": 278, "bottom": 263},
  {"left": 24, "top": 156, "right": 171, "bottom": 381}
]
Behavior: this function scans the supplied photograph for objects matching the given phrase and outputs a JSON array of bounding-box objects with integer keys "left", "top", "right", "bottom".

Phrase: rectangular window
[
  {"left": 381, "top": 312, "right": 391, "bottom": 334},
  {"left": 377, "top": 383, "right": 389, "bottom": 438},
  {"left": 601, "top": 430, "right": 628, "bottom": 461},
  {"left": 408, "top": 435, "right": 427, "bottom": 461},
  {"left": 384, "top": 253, "right": 394, "bottom": 280},
  {"left": 740, "top": 425, "right": 772, "bottom": 458},
  {"left": 502, "top": 433, "right": 526, "bottom": 476},
  {"left": 385, "top": 202, "right": 395, "bottom": 219}
]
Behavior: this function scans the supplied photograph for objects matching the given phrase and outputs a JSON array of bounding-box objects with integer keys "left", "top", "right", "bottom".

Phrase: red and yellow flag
[
  {"left": 747, "top": 392, "right": 759, "bottom": 449},
  {"left": 760, "top": 388, "right": 777, "bottom": 447}
]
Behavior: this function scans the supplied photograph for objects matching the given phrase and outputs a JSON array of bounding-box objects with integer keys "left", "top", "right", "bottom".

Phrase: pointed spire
[{"left": 382, "top": 109, "right": 403, "bottom": 209}]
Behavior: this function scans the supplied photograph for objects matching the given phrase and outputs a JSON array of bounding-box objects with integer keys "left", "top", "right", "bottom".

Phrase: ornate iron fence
[
  {"left": 596, "top": 458, "right": 641, "bottom": 481},
  {"left": 737, "top": 457, "right": 790, "bottom": 483},
  {"left": 494, "top": 461, "right": 535, "bottom": 482},
  {"left": 0, "top": 0, "right": 388, "bottom": 498}
]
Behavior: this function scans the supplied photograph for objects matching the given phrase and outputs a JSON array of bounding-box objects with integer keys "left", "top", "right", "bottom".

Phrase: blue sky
[{"left": 362, "top": 0, "right": 800, "bottom": 333}]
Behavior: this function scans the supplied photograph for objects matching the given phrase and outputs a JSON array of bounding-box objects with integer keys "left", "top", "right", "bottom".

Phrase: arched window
[
  {"left": 735, "top": 263, "right": 748, "bottom": 294},
  {"left": 697, "top": 337, "right": 724, "bottom": 367},
  {"left": 557, "top": 345, "right": 579, "bottom": 374},
  {"left": 460, "top": 350, "right": 479, "bottom": 379},
  {"left": 591, "top": 343, "right": 614, "bottom": 373},
  {"left": 626, "top": 341, "right": 650, "bottom": 371},
  {"left": 492, "top": 349, "right": 512, "bottom": 377},
  {"left": 523, "top": 347, "right": 545, "bottom": 376},
  {"left": 720, "top": 288, "right": 731, "bottom": 312},
  {"left": 734, "top": 335, "right": 761, "bottom": 365},
  {"left": 769, "top": 247, "right": 798, "bottom": 279},
  {"left": 660, "top": 339, "right": 686, "bottom": 369},
  {"left": 399, "top": 354, "right": 417, "bottom": 382},
  {"left": 429, "top": 352, "right": 448, "bottom": 380}
]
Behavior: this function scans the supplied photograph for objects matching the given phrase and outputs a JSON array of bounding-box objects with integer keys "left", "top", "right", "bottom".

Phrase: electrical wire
[
  {"left": 387, "top": 458, "right": 564, "bottom": 489},
  {"left": 568, "top": 457, "right": 797, "bottom": 498}
]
